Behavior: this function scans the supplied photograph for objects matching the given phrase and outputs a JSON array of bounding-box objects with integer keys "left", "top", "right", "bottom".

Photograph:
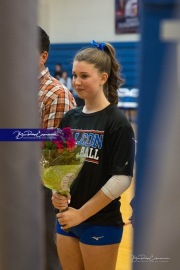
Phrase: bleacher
[{"left": 47, "top": 42, "right": 139, "bottom": 120}]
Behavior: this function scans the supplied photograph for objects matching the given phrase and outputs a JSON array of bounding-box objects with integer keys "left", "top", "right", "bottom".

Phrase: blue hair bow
[{"left": 91, "top": 40, "right": 106, "bottom": 51}]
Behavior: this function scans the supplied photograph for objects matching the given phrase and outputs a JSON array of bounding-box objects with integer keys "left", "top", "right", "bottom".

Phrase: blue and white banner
[{"left": 0, "top": 129, "right": 58, "bottom": 141}]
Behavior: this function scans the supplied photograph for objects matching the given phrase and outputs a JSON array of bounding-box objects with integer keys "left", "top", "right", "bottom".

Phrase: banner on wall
[{"left": 115, "top": 0, "right": 140, "bottom": 34}]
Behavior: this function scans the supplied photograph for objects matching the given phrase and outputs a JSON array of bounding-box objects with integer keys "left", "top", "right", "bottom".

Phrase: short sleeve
[{"left": 106, "top": 124, "right": 135, "bottom": 176}]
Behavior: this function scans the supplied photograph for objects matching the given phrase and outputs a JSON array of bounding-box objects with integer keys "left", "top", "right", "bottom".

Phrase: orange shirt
[{"left": 38, "top": 68, "right": 76, "bottom": 128}]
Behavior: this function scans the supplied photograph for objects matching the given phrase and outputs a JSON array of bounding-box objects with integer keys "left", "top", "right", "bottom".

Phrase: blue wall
[
  {"left": 47, "top": 42, "right": 139, "bottom": 89},
  {"left": 133, "top": 0, "right": 180, "bottom": 269}
]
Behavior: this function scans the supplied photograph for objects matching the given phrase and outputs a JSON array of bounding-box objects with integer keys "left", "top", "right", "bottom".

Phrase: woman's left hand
[{"left": 56, "top": 207, "right": 84, "bottom": 230}]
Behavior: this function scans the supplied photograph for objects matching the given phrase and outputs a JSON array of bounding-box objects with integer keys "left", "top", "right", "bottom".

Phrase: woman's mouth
[{"left": 76, "top": 88, "right": 85, "bottom": 92}]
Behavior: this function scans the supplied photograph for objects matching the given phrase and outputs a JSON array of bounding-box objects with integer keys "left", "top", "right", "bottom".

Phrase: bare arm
[
  {"left": 56, "top": 190, "right": 111, "bottom": 230},
  {"left": 79, "top": 190, "right": 112, "bottom": 221},
  {"left": 56, "top": 175, "right": 131, "bottom": 229}
]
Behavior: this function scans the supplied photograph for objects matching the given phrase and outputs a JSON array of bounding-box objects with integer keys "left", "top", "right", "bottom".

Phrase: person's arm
[
  {"left": 55, "top": 191, "right": 111, "bottom": 230},
  {"left": 79, "top": 175, "right": 131, "bottom": 220},
  {"left": 56, "top": 175, "right": 131, "bottom": 229},
  {"left": 42, "top": 89, "right": 76, "bottom": 129}
]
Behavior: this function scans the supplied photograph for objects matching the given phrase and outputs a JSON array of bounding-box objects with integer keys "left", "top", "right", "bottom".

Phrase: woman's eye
[
  {"left": 72, "top": 74, "right": 88, "bottom": 80},
  {"left": 81, "top": 75, "right": 88, "bottom": 79}
]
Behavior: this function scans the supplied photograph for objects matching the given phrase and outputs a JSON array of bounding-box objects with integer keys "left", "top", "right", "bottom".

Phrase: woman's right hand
[{"left": 51, "top": 192, "right": 71, "bottom": 211}]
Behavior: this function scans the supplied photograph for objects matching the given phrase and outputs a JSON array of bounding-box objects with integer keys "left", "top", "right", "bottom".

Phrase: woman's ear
[{"left": 101, "top": 72, "right": 108, "bottom": 85}]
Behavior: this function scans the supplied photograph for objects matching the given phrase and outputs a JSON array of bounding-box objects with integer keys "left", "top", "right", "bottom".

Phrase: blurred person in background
[
  {"left": 59, "top": 71, "right": 73, "bottom": 93},
  {"left": 54, "top": 63, "right": 63, "bottom": 80}
]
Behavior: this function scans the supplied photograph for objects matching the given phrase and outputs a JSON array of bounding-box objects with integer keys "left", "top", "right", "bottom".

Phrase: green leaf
[
  {"left": 51, "top": 143, "right": 57, "bottom": 149},
  {"left": 45, "top": 141, "right": 52, "bottom": 149}
]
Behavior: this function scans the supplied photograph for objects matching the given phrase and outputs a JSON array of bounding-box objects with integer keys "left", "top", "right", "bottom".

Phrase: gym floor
[
  {"left": 116, "top": 177, "right": 135, "bottom": 270},
  {"left": 116, "top": 118, "right": 136, "bottom": 270}
]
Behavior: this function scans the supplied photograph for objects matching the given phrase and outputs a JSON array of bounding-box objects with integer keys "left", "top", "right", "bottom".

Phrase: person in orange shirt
[{"left": 38, "top": 26, "right": 76, "bottom": 270}]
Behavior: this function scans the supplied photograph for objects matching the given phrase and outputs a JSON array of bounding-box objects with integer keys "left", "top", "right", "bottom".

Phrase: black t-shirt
[{"left": 59, "top": 104, "right": 135, "bottom": 226}]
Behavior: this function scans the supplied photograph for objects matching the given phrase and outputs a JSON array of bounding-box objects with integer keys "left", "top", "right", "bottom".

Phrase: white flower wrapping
[{"left": 40, "top": 148, "right": 85, "bottom": 196}]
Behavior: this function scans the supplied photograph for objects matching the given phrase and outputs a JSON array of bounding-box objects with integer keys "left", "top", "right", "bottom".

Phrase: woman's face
[{"left": 72, "top": 61, "right": 107, "bottom": 100}]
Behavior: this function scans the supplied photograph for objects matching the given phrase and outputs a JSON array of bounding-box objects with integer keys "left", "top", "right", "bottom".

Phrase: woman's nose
[{"left": 74, "top": 78, "right": 81, "bottom": 85}]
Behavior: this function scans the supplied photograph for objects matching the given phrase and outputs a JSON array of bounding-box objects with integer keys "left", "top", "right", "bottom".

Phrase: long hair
[{"left": 74, "top": 43, "right": 124, "bottom": 105}]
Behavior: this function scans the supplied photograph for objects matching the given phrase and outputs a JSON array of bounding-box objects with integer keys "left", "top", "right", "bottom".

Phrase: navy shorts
[{"left": 56, "top": 220, "right": 123, "bottom": 246}]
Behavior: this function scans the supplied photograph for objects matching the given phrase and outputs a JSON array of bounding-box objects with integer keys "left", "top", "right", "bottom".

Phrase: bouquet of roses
[{"left": 40, "top": 127, "right": 85, "bottom": 197}]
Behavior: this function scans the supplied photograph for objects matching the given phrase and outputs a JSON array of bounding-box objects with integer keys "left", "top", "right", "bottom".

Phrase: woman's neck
[{"left": 83, "top": 97, "right": 110, "bottom": 114}]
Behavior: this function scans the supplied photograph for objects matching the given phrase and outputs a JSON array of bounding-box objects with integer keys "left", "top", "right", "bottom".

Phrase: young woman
[{"left": 52, "top": 40, "right": 135, "bottom": 270}]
